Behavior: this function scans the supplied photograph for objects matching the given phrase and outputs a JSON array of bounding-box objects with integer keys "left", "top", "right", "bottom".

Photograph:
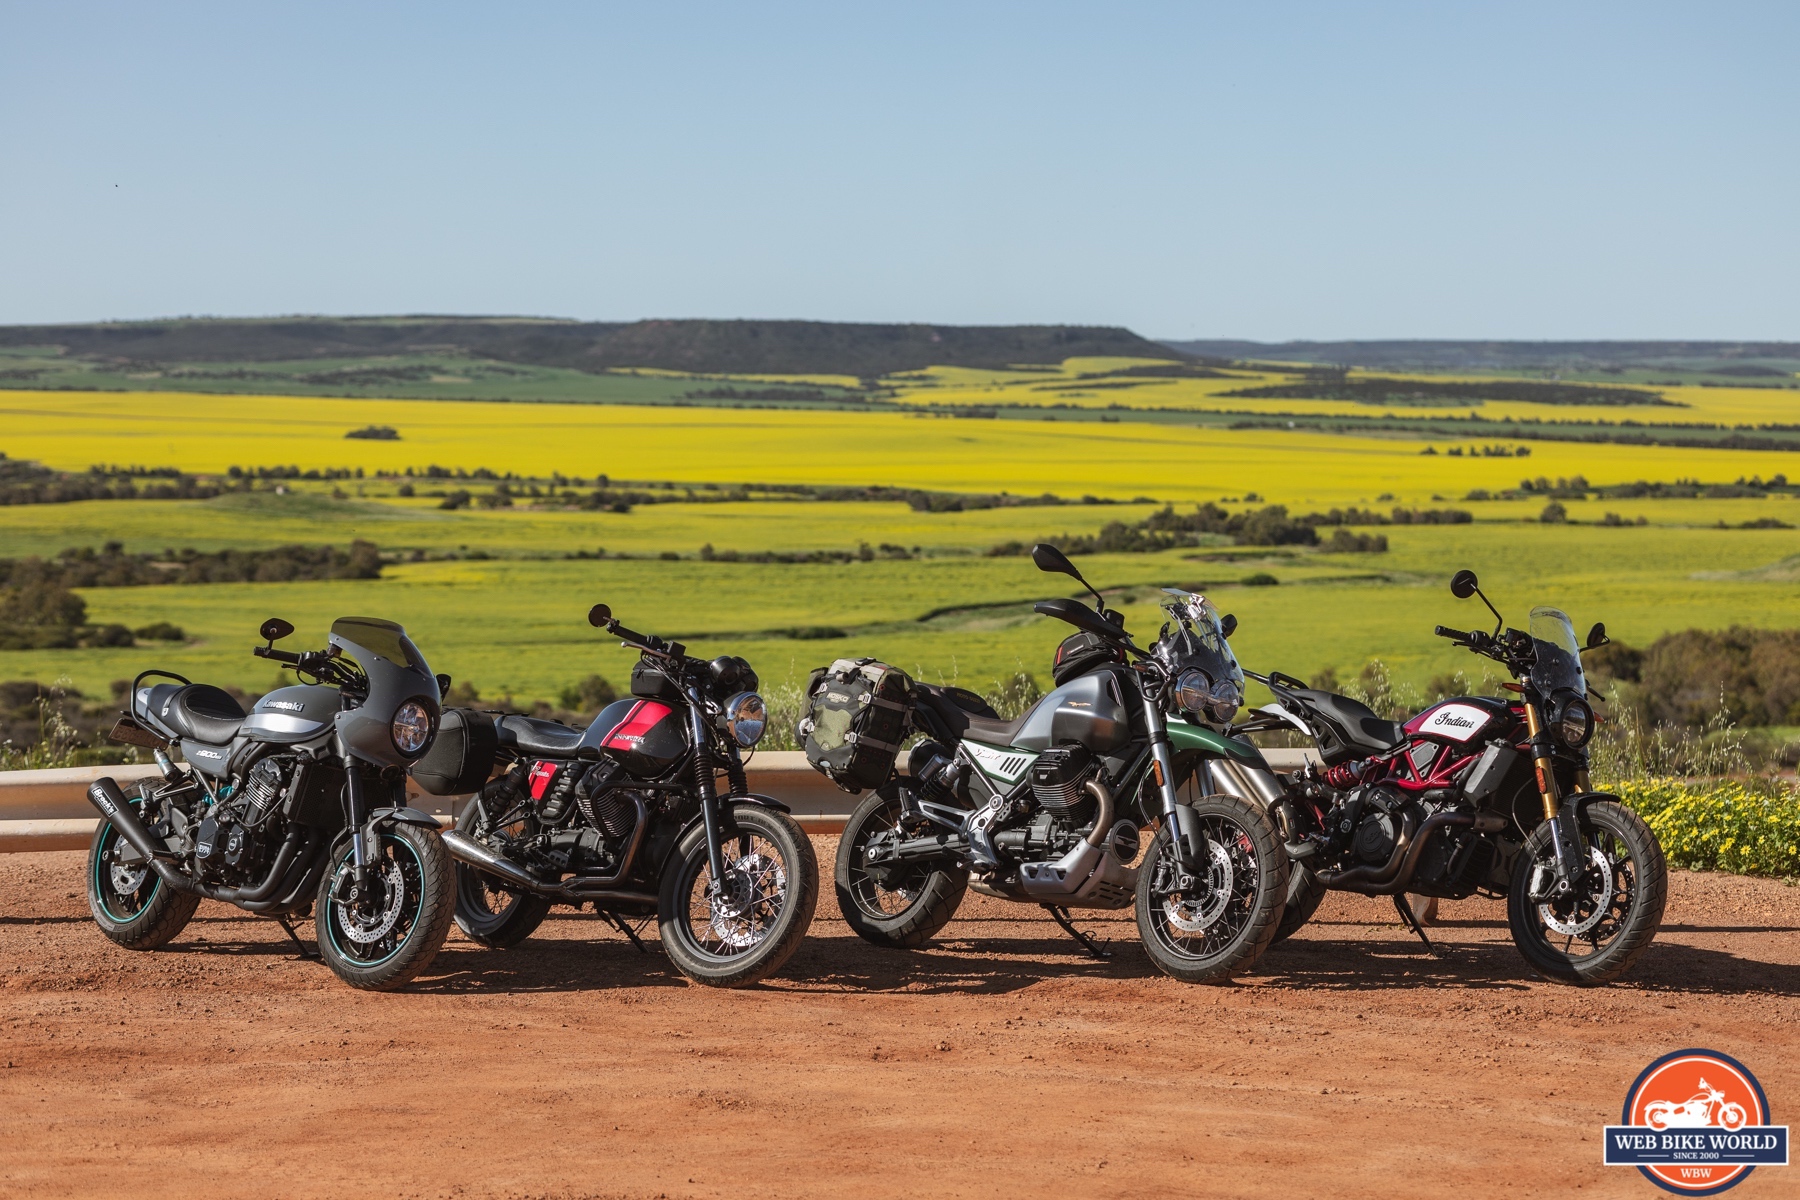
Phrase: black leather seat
[
  {"left": 910, "top": 684, "right": 999, "bottom": 743},
  {"left": 960, "top": 711, "right": 1035, "bottom": 748},
  {"left": 497, "top": 714, "right": 590, "bottom": 757},
  {"left": 138, "top": 683, "right": 247, "bottom": 744},
  {"left": 1291, "top": 688, "right": 1405, "bottom": 754}
]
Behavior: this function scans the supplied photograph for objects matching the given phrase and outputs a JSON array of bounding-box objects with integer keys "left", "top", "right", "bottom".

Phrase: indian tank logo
[
  {"left": 1418, "top": 702, "right": 1489, "bottom": 742},
  {"left": 1605, "top": 1049, "right": 1787, "bottom": 1193}
]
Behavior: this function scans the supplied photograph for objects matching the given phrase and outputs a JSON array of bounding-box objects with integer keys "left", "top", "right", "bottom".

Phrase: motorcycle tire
[
  {"left": 658, "top": 803, "right": 818, "bottom": 987},
  {"left": 86, "top": 793, "right": 200, "bottom": 950},
  {"left": 315, "top": 823, "right": 455, "bottom": 991},
  {"left": 1271, "top": 863, "right": 1327, "bottom": 945},
  {"left": 1507, "top": 799, "right": 1667, "bottom": 986},
  {"left": 835, "top": 784, "right": 968, "bottom": 950},
  {"left": 1135, "top": 793, "right": 1288, "bottom": 984},
  {"left": 451, "top": 802, "right": 551, "bottom": 949}
]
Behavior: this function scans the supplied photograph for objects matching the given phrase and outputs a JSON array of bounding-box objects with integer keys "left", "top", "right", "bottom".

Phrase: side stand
[
  {"left": 1391, "top": 894, "right": 1443, "bottom": 959},
  {"left": 1045, "top": 906, "right": 1110, "bottom": 960},
  {"left": 599, "top": 909, "right": 650, "bottom": 954},
  {"left": 274, "top": 915, "right": 319, "bottom": 961}
]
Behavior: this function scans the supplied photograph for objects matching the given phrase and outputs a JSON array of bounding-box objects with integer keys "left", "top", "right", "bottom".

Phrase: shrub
[
  {"left": 1540, "top": 501, "right": 1568, "bottom": 523},
  {"left": 1242, "top": 572, "right": 1279, "bottom": 586},
  {"left": 134, "top": 622, "right": 185, "bottom": 641},
  {"left": 556, "top": 674, "right": 618, "bottom": 714},
  {"left": 1615, "top": 778, "right": 1800, "bottom": 878},
  {"left": 439, "top": 490, "right": 471, "bottom": 510}
]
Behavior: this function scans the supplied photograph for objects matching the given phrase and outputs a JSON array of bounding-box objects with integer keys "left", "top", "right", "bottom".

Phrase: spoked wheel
[
  {"left": 1135, "top": 794, "right": 1287, "bottom": 983},
  {"left": 1508, "top": 799, "right": 1666, "bottom": 985},
  {"left": 658, "top": 803, "right": 818, "bottom": 987},
  {"left": 835, "top": 784, "right": 968, "bottom": 949},
  {"left": 316, "top": 823, "right": 455, "bottom": 991},
  {"left": 86, "top": 785, "right": 199, "bottom": 950},
  {"left": 452, "top": 797, "right": 551, "bottom": 949}
]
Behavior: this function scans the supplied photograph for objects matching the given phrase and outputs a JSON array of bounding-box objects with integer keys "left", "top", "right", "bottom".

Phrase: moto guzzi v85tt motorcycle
[
  {"left": 1241, "top": 569, "right": 1667, "bottom": 985},
  {"left": 429, "top": 604, "right": 818, "bottom": 987},
  {"left": 833, "top": 545, "right": 1288, "bottom": 983},
  {"left": 86, "top": 616, "right": 457, "bottom": 991}
]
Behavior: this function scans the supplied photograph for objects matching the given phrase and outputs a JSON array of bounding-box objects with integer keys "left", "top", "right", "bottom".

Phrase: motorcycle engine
[
  {"left": 194, "top": 755, "right": 297, "bottom": 882},
  {"left": 1324, "top": 784, "right": 1413, "bottom": 866}
]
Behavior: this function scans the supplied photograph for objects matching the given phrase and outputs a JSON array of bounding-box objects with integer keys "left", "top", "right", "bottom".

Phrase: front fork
[
  {"left": 1523, "top": 701, "right": 1586, "bottom": 897},
  {"left": 686, "top": 690, "right": 730, "bottom": 886},
  {"left": 1143, "top": 696, "right": 1204, "bottom": 877}
]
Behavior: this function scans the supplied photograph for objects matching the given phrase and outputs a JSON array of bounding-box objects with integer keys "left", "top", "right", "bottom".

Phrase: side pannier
[
  {"left": 410, "top": 707, "right": 499, "bottom": 796},
  {"left": 798, "top": 658, "right": 911, "bottom": 793}
]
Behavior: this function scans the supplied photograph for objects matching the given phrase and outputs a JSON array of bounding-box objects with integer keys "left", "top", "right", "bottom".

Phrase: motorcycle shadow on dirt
[{"left": 408, "top": 925, "right": 693, "bottom": 994}]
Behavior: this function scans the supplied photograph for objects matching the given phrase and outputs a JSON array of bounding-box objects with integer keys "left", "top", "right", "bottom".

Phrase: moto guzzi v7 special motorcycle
[
  {"left": 834, "top": 545, "right": 1288, "bottom": 983},
  {"left": 1241, "top": 569, "right": 1668, "bottom": 984},
  {"left": 86, "top": 616, "right": 457, "bottom": 990},
  {"left": 428, "top": 604, "right": 818, "bottom": 987}
]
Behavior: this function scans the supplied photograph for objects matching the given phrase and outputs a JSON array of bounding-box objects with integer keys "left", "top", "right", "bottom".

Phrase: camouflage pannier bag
[{"left": 798, "top": 657, "right": 912, "bottom": 793}]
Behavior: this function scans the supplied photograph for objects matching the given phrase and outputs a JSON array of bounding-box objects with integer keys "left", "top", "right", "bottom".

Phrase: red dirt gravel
[{"left": 2, "top": 843, "right": 1796, "bottom": 1199}]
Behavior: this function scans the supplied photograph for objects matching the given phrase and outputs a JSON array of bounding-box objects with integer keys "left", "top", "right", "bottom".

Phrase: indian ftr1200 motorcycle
[
  {"left": 1240, "top": 569, "right": 1668, "bottom": 985},
  {"left": 427, "top": 603, "right": 818, "bottom": 988},
  {"left": 834, "top": 545, "right": 1288, "bottom": 983},
  {"left": 85, "top": 617, "right": 457, "bottom": 991}
]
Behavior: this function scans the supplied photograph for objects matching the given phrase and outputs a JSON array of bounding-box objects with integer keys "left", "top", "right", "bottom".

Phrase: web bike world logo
[{"left": 1606, "top": 1050, "right": 1787, "bottom": 1194}]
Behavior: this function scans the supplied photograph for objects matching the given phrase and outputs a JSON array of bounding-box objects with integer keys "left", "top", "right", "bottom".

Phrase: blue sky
[{"left": 2, "top": 2, "right": 1794, "bottom": 339}]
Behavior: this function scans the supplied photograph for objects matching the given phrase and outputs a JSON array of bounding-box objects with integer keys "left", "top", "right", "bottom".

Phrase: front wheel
[
  {"left": 1135, "top": 794, "right": 1287, "bottom": 983},
  {"left": 835, "top": 784, "right": 968, "bottom": 949},
  {"left": 658, "top": 804, "right": 818, "bottom": 987},
  {"left": 1507, "top": 799, "right": 1667, "bottom": 985},
  {"left": 316, "top": 823, "right": 455, "bottom": 991}
]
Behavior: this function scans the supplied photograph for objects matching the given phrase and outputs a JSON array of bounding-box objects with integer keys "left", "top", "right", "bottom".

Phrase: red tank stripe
[{"left": 603, "top": 701, "right": 673, "bottom": 750}]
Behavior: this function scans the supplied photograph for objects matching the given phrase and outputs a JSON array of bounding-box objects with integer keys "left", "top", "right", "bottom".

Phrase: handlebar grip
[
  {"left": 1434, "top": 625, "right": 1471, "bottom": 643},
  {"left": 254, "top": 646, "right": 303, "bottom": 664},
  {"left": 608, "top": 621, "right": 664, "bottom": 651}
]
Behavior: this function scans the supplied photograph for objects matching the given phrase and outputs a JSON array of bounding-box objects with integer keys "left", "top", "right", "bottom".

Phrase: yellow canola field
[
  {"left": 3, "top": 390, "right": 1797, "bottom": 508},
  {"left": 889, "top": 360, "right": 1800, "bottom": 430}
]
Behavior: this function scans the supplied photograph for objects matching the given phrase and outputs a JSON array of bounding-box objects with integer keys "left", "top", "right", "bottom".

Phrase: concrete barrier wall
[{"left": 0, "top": 748, "right": 1318, "bottom": 852}]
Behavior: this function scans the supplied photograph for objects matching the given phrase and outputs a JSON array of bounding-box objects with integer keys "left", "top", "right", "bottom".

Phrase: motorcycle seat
[
  {"left": 497, "top": 714, "right": 591, "bottom": 757},
  {"left": 910, "top": 683, "right": 999, "bottom": 743},
  {"left": 960, "top": 711, "right": 1034, "bottom": 748},
  {"left": 136, "top": 683, "right": 247, "bottom": 745},
  {"left": 1291, "top": 688, "right": 1405, "bottom": 754}
]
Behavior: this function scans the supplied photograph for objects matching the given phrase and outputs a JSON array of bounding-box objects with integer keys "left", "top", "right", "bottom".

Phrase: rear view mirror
[
  {"left": 1586, "top": 622, "right": 1609, "bottom": 649},
  {"left": 1031, "top": 543, "right": 1078, "bottom": 578},
  {"left": 260, "top": 617, "right": 295, "bottom": 642},
  {"left": 1219, "top": 613, "right": 1238, "bottom": 639},
  {"left": 1450, "top": 570, "right": 1479, "bottom": 599},
  {"left": 436, "top": 673, "right": 453, "bottom": 695},
  {"left": 588, "top": 603, "right": 612, "bottom": 628}
]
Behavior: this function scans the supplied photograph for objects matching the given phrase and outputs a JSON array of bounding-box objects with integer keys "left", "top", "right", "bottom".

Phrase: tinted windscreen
[
  {"left": 1528, "top": 606, "right": 1585, "bottom": 697},
  {"left": 331, "top": 617, "right": 428, "bottom": 672}
]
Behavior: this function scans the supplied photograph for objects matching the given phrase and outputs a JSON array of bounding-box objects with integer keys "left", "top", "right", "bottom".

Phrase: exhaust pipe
[
  {"left": 87, "top": 778, "right": 194, "bottom": 895},
  {"left": 441, "top": 826, "right": 656, "bottom": 908},
  {"left": 1322, "top": 811, "right": 1478, "bottom": 896},
  {"left": 1017, "top": 779, "right": 1116, "bottom": 898}
]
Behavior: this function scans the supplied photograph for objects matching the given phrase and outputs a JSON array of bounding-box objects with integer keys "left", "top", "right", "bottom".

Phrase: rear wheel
[
  {"left": 1135, "top": 794, "right": 1287, "bottom": 983},
  {"left": 86, "top": 788, "right": 200, "bottom": 951},
  {"left": 835, "top": 784, "right": 968, "bottom": 950},
  {"left": 658, "top": 804, "right": 818, "bottom": 987},
  {"left": 1271, "top": 863, "right": 1327, "bottom": 945},
  {"left": 452, "top": 798, "right": 551, "bottom": 949},
  {"left": 1508, "top": 799, "right": 1666, "bottom": 985},
  {"left": 316, "top": 823, "right": 455, "bottom": 991}
]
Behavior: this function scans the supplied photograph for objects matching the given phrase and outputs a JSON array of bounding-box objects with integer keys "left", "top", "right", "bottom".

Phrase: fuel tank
[
  {"left": 1404, "top": 695, "right": 1518, "bottom": 746},
  {"left": 1009, "top": 668, "right": 1134, "bottom": 755},
  {"left": 239, "top": 684, "right": 338, "bottom": 745},
  {"left": 581, "top": 697, "right": 688, "bottom": 777}
]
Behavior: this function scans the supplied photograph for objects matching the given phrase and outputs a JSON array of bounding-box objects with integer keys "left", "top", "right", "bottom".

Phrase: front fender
[
  {"left": 659, "top": 794, "right": 796, "bottom": 879},
  {"left": 368, "top": 805, "right": 444, "bottom": 831},
  {"left": 1561, "top": 791, "right": 1620, "bottom": 824},
  {"left": 1165, "top": 717, "right": 1270, "bottom": 769}
]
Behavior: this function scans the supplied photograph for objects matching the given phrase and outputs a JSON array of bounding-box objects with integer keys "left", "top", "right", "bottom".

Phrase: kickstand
[
  {"left": 1392, "top": 894, "right": 1443, "bottom": 959},
  {"left": 599, "top": 909, "right": 650, "bottom": 955},
  {"left": 274, "top": 915, "right": 319, "bottom": 961},
  {"left": 1045, "top": 905, "right": 1110, "bottom": 960}
]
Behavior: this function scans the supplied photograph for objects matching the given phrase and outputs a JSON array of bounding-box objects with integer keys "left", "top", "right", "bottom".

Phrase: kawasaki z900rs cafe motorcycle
[
  {"left": 424, "top": 603, "right": 819, "bottom": 988},
  {"left": 827, "top": 545, "right": 1288, "bottom": 983},
  {"left": 86, "top": 617, "right": 457, "bottom": 991},
  {"left": 1238, "top": 569, "right": 1668, "bottom": 985}
]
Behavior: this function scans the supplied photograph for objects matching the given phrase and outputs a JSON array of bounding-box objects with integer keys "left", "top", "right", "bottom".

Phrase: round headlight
[
  {"left": 1554, "top": 696, "right": 1593, "bottom": 748},
  {"left": 724, "top": 692, "right": 767, "bottom": 748},
  {"left": 391, "top": 699, "right": 435, "bottom": 756},
  {"left": 1172, "top": 669, "right": 1210, "bottom": 717},
  {"left": 1207, "top": 678, "right": 1242, "bottom": 723}
]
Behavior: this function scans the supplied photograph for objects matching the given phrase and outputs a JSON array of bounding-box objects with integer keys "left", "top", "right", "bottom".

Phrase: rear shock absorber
[{"left": 1323, "top": 761, "right": 1373, "bottom": 790}]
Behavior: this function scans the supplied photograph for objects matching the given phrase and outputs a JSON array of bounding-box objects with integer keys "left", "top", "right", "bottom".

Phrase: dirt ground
[{"left": 1, "top": 842, "right": 1796, "bottom": 1200}]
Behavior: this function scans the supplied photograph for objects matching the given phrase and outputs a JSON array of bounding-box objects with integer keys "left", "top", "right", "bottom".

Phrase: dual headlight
[
  {"left": 1551, "top": 695, "right": 1594, "bottom": 748},
  {"left": 723, "top": 692, "right": 767, "bottom": 748},
  {"left": 1174, "top": 669, "right": 1240, "bottom": 724},
  {"left": 390, "top": 698, "right": 437, "bottom": 756}
]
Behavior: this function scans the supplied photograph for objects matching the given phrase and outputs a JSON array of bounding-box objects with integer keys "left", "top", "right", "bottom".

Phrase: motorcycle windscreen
[{"left": 1527, "top": 606, "right": 1586, "bottom": 698}]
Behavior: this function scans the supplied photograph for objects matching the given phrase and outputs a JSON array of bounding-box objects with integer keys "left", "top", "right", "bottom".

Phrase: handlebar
[
  {"left": 254, "top": 646, "right": 303, "bottom": 664},
  {"left": 1433, "top": 625, "right": 1471, "bottom": 643}
]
